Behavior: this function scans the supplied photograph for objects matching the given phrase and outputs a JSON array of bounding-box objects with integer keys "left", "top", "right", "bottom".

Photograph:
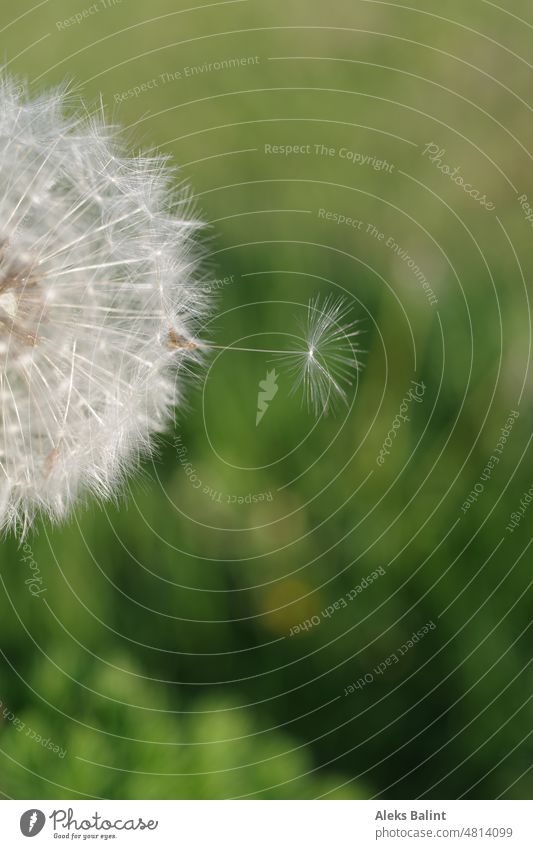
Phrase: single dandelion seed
[
  {"left": 275, "top": 295, "right": 361, "bottom": 415},
  {"left": 171, "top": 295, "right": 361, "bottom": 416},
  {"left": 0, "top": 77, "right": 207, "bottom": 534},
  {"left": 0, "top": 76, "right": 359, "bottom": 534}
]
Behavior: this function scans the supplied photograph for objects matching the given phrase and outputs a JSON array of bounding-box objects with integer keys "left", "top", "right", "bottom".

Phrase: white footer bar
[{"left": 0, "top": 800, "right": 530, "bottom": 848}]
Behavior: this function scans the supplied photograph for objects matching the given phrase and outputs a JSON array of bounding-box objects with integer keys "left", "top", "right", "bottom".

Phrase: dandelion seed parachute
[
  {"left": 275, "top": 296, "right": 361, "bottom": 415},
  {"left": 189, "top": 295, "right": 361, "bottom": 414},
  {"left": 0, "top": 78, "right": 207, "bottom": 533}
]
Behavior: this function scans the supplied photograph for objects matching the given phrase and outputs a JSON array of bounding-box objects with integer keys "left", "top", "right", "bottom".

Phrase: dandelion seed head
[
  {"left": 276, "top": 295, "right": 361, "bottom": 416},
  {"left": 0, "top": 77, "right": 207, "bottom": 534}
]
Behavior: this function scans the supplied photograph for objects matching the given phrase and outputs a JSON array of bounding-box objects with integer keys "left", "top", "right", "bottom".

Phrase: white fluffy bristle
[{"left": 0, "top": 77, "right": 207, "bottom": 534}]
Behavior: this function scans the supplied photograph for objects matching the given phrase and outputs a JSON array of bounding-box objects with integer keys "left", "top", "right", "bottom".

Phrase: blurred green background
[{"left": 1, "top": 0, "right": 532, "bottom": 799}]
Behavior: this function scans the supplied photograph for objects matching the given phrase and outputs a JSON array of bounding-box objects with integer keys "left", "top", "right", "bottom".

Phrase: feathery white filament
[
  {"left": 0, "top": 78, "right": 207, "bottom": 533},
  {"left": 194, "top": 296, "right": 361, "bottom": 415},
  {"left": 274, "top": 296, "right": 361, "bottom": 414}
]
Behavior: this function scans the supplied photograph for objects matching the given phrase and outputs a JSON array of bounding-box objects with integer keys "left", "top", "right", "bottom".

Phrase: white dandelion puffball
[{"left": 0, "top": 78, "right": 207, "bottom": 533}]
